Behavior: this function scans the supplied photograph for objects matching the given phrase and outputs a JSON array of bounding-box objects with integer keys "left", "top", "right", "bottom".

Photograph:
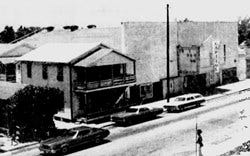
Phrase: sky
[{"left": 0, "top": 0, "right": 250, "bottom": 30}]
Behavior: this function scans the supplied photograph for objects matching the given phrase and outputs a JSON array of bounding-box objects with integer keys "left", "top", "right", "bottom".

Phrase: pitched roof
[
  {"left": 0, "top": 43, "right": 35, "bottom": 58},
  {"left": 0, "top": 82, "right": 27, "bottom": 100},
  {"left": 76, "top": 48, "right": 113, "bottom": 66},
  {"left": 0, "top": 57, "right": 16, "bottom": 64},
  {"left": 17, "top": 42, "right": 103, "bottom": 64},
  {"left": 0, "top": 44, "right": 17, "bottom": 55},
  {"left": 17, "top": 42, "right": 134, "bottom": 66},
  {"left": 19, "top": 27, "right": 122, "bottom": 51}
]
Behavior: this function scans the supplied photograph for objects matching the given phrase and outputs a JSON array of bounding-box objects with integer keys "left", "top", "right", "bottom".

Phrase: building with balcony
[{"left": 16, "top": 43, "right": 136, "bottom": 121}]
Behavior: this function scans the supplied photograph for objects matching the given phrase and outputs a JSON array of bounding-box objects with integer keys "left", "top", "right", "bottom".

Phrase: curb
[
  {"left": 0, "top": 142, "right": 39, "bottom": 155},
  {"left": 11, "top": 143, "right": 39, "bottom": 155},
  {"left": 0, "top": 152, "right": 11, "bottom": 156}
]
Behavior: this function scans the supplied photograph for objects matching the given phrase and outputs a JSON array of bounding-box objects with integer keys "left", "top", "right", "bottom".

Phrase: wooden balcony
[{"left": 74, "top": 75, "right": 136, "bottom": 91}]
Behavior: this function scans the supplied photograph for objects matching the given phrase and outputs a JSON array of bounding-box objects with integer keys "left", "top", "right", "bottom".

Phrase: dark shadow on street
[
  {"left": 115, "top": 116, "right": 163, "bottom": 127},
  {"left": 166, "top": 104, "right": 205, "bottom": 114},
  {"left": 40, "top": 139, "right": 110, "bottom": 156}
]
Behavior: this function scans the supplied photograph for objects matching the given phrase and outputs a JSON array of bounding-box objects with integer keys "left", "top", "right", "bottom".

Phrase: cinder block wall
[
  {"left": 177, "top": 22, "right": 238, "bottom": 70},
  {"left": 121, "top": 22, "right": 179, "bottom": 84}
]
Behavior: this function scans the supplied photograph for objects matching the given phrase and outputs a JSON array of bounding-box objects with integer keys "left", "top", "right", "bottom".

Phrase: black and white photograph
[{"left": 0, "top": 0, "right": 250, "bottom": 155}]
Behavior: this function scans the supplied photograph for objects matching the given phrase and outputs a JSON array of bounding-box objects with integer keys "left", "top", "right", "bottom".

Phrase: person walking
[{"left": 196, "top": 129, "right": 203, "bottom": 156}]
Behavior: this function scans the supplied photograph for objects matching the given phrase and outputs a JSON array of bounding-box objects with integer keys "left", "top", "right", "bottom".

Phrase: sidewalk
[{"left": 0, "top": 136, "right": 38, "bottom": 155}]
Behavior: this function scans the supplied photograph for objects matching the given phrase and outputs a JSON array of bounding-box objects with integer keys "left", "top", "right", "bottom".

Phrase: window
[
  {"left": 27, "top": 62, "right": 32, "bottom": 78},
  {"left": 42, "top": 64, "right": 48, "bottom": 79},
  {"left": 139, "top": 108, "right": 149, "bottom": 113},
  {"left": 223, "top": 45, "right": 226, "bottom": 62},
  {"left": 57, "top": 66, "right": 63, "bottom": 81},
  {"left": 175, "top": 97, "right": 186, "bottom": 101},
  {"left": 58, "top": 92, "right": 64, "bottom": 111},
  {"left": 78, "top": 129, "right": 90, "bottom": 137},
  {"left": 187, "top": 97, "right": 194, "bottom": 101},
  {"left": 126, "top": 108, "right": 138, "bottom": 113},
  {"left": 194, "top": 95, "right": 202, "bottom": 99},
  {"left": 140, "top": 83, "right": 153, "bottom": 99}
]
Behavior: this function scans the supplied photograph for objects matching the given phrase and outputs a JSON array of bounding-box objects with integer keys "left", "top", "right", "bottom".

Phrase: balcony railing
[{"left": 74, "top": 75, "right": 136, "bottom": 91}]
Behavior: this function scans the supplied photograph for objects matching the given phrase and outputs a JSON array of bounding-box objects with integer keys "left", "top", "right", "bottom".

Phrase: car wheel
[
  {"left": 178, "top": 106, "right": 184, "bottom": 112},
  {"left": 61, "top": 146, "right": 68, "bottom": 154},
  {"left": 95, "top": 138, "right": 101, "bottom": 144}
]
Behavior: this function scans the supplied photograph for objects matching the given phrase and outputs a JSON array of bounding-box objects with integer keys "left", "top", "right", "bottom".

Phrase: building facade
[
  {"left": 16, "top": 43, "right": 136, "bottom": 121},
  {"left": 15, "top": 21, "right": 241, "bottom": 121},
  {"left": 177, "top": 22, "right": 239, "bottom": 90}
]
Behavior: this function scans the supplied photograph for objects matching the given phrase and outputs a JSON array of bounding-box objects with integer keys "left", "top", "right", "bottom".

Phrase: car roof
[
  {"left": 130, "top": 105, "right": 148, "bottom": 109},
  {"left": 70, "top": 126, "right": 93, "bottom": 132},
  {"left": 176, "top": 93, "right": 202, "bottom": 98}
]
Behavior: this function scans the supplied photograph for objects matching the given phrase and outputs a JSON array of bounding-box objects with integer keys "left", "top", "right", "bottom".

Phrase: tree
[
  {"left": 87, "top": 25, "right": 97, "bottom": 29},
  {"left": 7, "top": 85, "right": 64, "bottom": 142},
  {"left": 15, "top": 26, "right": 42, "bottom": 40},
  {"left": 63, "top": 25, "right": 79, "bottom": 31},
  {"left": 45, "top": 26, "right": 55, "bottom": 32},
  {"left": 0, "top": 26, "right": 16, "bottom": 43},
  {"left": 238, "top": 17, "right": 250, "bottom": 45}
]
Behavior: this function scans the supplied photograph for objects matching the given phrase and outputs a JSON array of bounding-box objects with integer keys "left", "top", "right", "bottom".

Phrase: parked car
[
  {"left": 163, "top": 93, "right": 205, "bottom": 112},
  {"left": 111, "top": 105, "right": 163, "bottom": 125},
  {"left": 39, "top": 126, "right": 110, "bottom": 155}
]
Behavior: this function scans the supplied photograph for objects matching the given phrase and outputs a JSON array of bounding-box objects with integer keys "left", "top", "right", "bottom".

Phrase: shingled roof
[{"left": 17, "top": 42, "right": 134, "bottom": 66}]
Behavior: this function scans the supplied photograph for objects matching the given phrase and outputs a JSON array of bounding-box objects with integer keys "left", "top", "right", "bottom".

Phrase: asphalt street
[{"left": 14, "top": 91, "right": 250, "bottom": 156}]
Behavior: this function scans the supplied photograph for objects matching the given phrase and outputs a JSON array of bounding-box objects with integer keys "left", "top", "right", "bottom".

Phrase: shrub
[{"left": 7, "top": 85, "right": 64, "bottom": 142}]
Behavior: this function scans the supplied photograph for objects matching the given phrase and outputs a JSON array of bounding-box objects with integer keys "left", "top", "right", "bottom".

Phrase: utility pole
[
  {"left": 195, "top": 116, "right": 198, "bottom": 156},
  {"left": 166, "top": 4, "right": 170, "bottom": 102}
]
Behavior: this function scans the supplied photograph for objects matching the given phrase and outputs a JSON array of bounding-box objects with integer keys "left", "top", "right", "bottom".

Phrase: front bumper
[{"left": 39, "top": 147, "right": 58, "bottom": 154}]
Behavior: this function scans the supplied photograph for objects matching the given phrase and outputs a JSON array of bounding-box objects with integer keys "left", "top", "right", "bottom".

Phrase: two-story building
[{"left": 16, "top": 43, "right": 136, "bottom": 122}]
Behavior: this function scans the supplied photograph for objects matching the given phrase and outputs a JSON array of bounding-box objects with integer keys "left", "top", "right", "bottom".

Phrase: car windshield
[
  {"left": 126, "top": 108, "right": 138, "bottom": 113},
  {"left": 63, "top": 130, "right": 77, "bottom": 137},
  {"left": 175, "top": 97, "right": 186, "bottom": 101},
  {"left": 195, "top": 95, "right": 202, "bottom": 98}
]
